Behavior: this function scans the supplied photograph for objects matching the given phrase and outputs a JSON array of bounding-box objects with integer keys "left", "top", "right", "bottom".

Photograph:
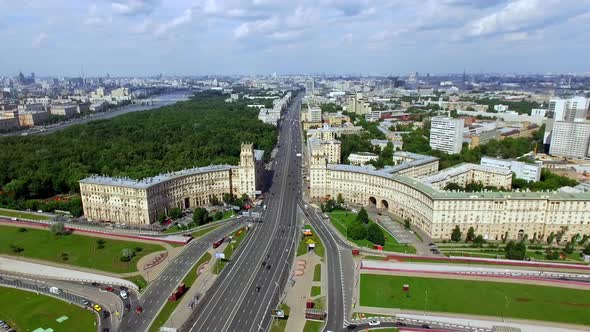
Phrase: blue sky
[{"left": 1, "top": 0, "right": 589, "bottom": 76}]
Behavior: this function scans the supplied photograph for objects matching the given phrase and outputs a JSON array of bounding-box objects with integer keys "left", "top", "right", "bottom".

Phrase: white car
[
  {"left": 120, "top": 290, "right": 128, "bottom": 299},
  {"left": 368, "top": 320, "right": 380, "bottom": 326}
]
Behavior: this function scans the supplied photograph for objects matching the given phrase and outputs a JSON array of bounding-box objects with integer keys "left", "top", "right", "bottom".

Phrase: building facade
[
  {"left": 549, "top": 121, "right": 590, "bottom": 159},
  {"left": 79, "top": 143, "right": 258, "bottom": 224},
  {"left": 430, "top": 116, "right": 464, "bottom": 154},
  {"left": 348, "top": 152, "right": 378, "bottom": 165},
  {"left": 309, "top": 158, "right": 590, "bottom": 241},
  {"left": 480, "top": 156, "right": 542, "bottom": 182}
]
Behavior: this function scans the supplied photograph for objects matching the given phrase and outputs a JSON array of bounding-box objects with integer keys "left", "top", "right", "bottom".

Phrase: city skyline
[{"left": 1, "top": 0, "right": 590, "bottom": 76}]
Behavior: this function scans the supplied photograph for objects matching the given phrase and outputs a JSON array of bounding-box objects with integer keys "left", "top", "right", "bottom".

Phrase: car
[
  {"left": 103, "top": 329, "right": 110, "bottom": 332},
  {"left": 346, "top": 324, "right": 358, "bottom": 329},
  {"left": 368, "top": 320, "right": 380, "bottom": 326},
  {"left": 421, "top": 324, "right": 431, "bottom": 329},
  {"left": 104, "top": 286, "right": 114, "bottom": 292},
  {"left": 103, "top": 311, "right": 110, "bottom": 319},
  {"left": 119, "top": 286, "right": 128, "bottom": 291},
  {"left": 93, "top": 304, "right": 102, "bottom": 312},
  {"left": 255, "top": 285, "right": 261, "bottom": 292},
  {"left": 135, "top": 306, "right": 143, "bottom": 314},
  {"left": 81, "top": 299, "right": 90, "bottom": 306},
  {"left": 262, "top": 261, "right": 266, "bottom": 267},
  {"left": 395, "top": 322, "right": 407, "bottom": 327},
  {"left": 91, "top": 282, "right": 100, "bottom": 286},
  {"left": 120, "top": 290, "right": 128, "bottom": 299},
  {"left": 428, "top": 243, "right": 436, "bottom": 247}
]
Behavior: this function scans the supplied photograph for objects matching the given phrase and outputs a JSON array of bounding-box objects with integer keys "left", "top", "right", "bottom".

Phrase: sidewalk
[
  {"left": 282, "top": 252, "right": 322, "bottom": 332},
  {"left": 164, "top": 246, "right": 224, "bottom": 329},
  {"left": 354, "top": 306, "right": 588, "bottom": 332}
]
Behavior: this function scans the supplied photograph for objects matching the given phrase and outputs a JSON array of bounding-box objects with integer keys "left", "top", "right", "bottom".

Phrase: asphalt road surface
[
  {"left": 118, "top": 218, "right": 246, "bottom": 332},
  {"left": 181, "top": 93, "right": 303, "bottom": 332},
  {"left": 299, "top": 202, "right": 355, "bottom": 331}
]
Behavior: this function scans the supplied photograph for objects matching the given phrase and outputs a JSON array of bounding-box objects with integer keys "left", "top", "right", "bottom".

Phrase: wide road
[
  {"left": 300, "top": 202, "right": 355, "bottom": 331},
  {"left": 182, "top": 93, "right": 303, "bottom": 332},
  {"left": 118, "top": 218, "right": 246, "bottom": 332}
]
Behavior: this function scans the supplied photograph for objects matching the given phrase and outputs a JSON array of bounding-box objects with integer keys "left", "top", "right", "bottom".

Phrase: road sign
[{"left": 215, "top": 252, "right": 225, "bottom": 260}]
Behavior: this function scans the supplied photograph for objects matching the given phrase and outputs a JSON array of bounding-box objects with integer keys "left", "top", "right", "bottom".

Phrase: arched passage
[
  {"left": 381, "top": 200, "right": 389, "bottom": 209},
  {"left": 369, "top": 197, "right": 377, "bottom": 206}
]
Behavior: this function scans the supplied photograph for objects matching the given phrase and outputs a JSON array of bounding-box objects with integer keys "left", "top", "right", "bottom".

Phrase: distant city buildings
[
  {"left": 480, "top": 156, "right": 542, "bottom": 182},
  {"left": 430, "top": 116, "right": 464, "bottom": 154}
]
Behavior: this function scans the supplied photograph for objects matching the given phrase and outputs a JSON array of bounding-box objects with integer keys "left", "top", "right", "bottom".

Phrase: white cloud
[
  {"left": 111, "top": 0, "right": 160, "bottom": 16},
  {"left": 154, "top": 8, "right": 193, "bottom": 37},
  {"left": 32, "top": 32, "right": 48, "bottom": 48}
]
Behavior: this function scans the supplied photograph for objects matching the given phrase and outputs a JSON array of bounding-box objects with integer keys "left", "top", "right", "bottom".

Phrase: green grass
[
  {"left": 0, "top": 286, "right": 96, "bottom": 332},
  {"left": 313, "top": 264, "right": 321, "bottom": 282},
  {"left": 330, "top": 211, "right": 416, "bottom": 254},
  {"left": 124, "top": 275, "right": 148, "bottom": 292},
  {"left": 313, "top": 296, "right": 326, "bottom": 310},
  {"left": 269, "top": 303, "right": 291, "bottom": 332},
  {"left": 303, "top": 320, "right": 324, "bottom": 332},
  {"left": 214, "top": 228, "right": 248, "bottom": 274},
  {"left": 0, "top": 208, "right": 51, "bottom": 221},
  {"left": 0, "top": 224, "right": 165, "bottom": 273},
  {"left": 310, "top": 286, "right": 321, "bottom": 297},
  {"left": 296, "top": 224, "right": 325, "bottom": 257},
  {"left": 191, "top": 224, "right": 222, "bottom": 238},
  {"left": 184, "top": 252, "right": 212, "bottom": 286},
  {"left": 360, "top": 274, "right": 590, "bottom": 325}
]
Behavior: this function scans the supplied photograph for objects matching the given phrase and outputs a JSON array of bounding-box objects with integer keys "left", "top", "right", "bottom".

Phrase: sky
[{"left": 0, "top": 0, "right": 589, "bottom": 76}]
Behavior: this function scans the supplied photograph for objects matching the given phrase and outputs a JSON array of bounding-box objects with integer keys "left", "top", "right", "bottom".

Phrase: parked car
[
  {"left": 368, "top": 320, "right": 380, "bottom": 326},
  {"left": 93, "top": 304, "right": 102, "bottom": 312},
  {"left": 120, "top": 290, "right": 128, "bottom": 299}
]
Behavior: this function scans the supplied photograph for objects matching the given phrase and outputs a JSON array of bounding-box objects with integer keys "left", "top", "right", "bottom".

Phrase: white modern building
[
  {"left": 480, "top": 156, "right": 542, "bottom": 182},
  {"left": 549, "top": 96, "right": 589, "bottom": 122},
  {"left": 549, "top": 121, "right": 590, "bottom": 159},
  {"left": 493, "top": 104, "right": 509, "bottom": 112},
  {"left": 531, "top": 109, "right": 547, "bottom": 117},
  {"left": 430, "top": 116, "right": 464, "bottom": 154},
  {"left": 308, "top": 106, "right": 322, "bottom": 123}
]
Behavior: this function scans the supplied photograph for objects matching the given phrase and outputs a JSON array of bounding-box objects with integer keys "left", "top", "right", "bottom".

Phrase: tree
[
  {"left": 120, "top": 248, "right": 135, "bottom": 262},
  {"left": 348, "top": 223, "right": 367, "bottom": 240},
  {"left": 502, "top": 231, "right": 509, "bottom": 244},
  {"left": 545, "top": 249, "right": 560, "bottom": 260},
  {"left": 214, "top": 211, "right": 223, "bottom": 220},
  {"left": 209, "top": 195, "right": 220, "bottom": 206},
  {"left": 193, "top": 207, "right": 209, "bottom": 226},
  {"left": 356, "top": 208, "right": 369, "bottom": 224},
  {"left": 50, "top": 222, "right": 67, "bottom": 235},
  {"left": 473, "top": 235, "right": 486, "bottom": 245},
  {"left": 564, "top": 242, "right": 575, "bottom": 255},
  {"left": 505, "top": 240, "right": 526, "bottom": 260},
  {"left": 157, "top": 212, "right": 166, "bottom": 224},
  {"left": 546, "top": 232, "right": 556, "bottom": 245},
  {"left": 451, "top": 226, "right": 462, "bottom": 242},
  {"left": 582, "top": 243, "right": 590, "bottom": 256},
  {"left": 223, "top": 193, "right": 236, "bottom": 204},
  {"left": 579, "top": 234, "right": 589, "bottom": 246},
  {"left": 404, "top": 219, "right": 411, "bottom": 230},
  {"left": 367, "top": 223, "right": 385, "bottom": 246},
  {"left": 555, "top": 226, "right": 569, "bottom": 243},
  {"left": 321, "top": 199, "right": 337, "bottom": 212},
  {"left": 169, "top": 207, "right": 182, "bottom": 220},
  {"left": 465, "top": 227, "right": 475, "bottom": 242},
  {"left": 336, "top": 193, "right": 344, "bottom": 206}
]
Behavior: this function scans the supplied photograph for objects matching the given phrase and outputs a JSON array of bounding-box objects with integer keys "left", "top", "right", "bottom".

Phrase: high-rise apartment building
[
  {"left": 429, "top": 116, "right": 464, "bottom": 154},
  {"left": 549, "top": 96, "right": 589, "bottom": 122},
  {"left": 549, "top": 121, "right": 590, "bottom": 159},
  {"left": 307, "top": 106, "right": 322, "bottom": 122}
]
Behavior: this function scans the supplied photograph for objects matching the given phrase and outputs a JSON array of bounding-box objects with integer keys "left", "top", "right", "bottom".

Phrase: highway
[
  {"left": 181, "top": 93, "right": 303, "bottom": 332},
  {"left": 118, "top": 218, "right": 246, "bottom": 332},
  {"left": 299, "top": 201, "right": 355, "bottom": 331}
]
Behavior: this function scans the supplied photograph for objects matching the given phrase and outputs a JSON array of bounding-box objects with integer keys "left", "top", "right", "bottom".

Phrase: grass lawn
[
  {"left": 149, "top": 252, "right": 212, "bottom": 332},
  {"left": 0, "top": 224, "right": 165, "bottom": 273},
  {"left": 214, "top": 227, "right": 248, "bottom": 274},
  {"left": 0, "top": 208, "right": 51, "bottom": 221},
  {"left": 313, "top": 264, "right": 321, "bottom": 282},
  {"left": 360, "top": 274, "right": 590, "bottom": 325},
  {"left": 191, "top": 224, "right": 222, "bottom": 238},
  {"left": 269, "top": 303, "right": 290, "bottom": 332},
  {"left": 303, "top": 320, "right": 324, "bottom": 332},
  {"left": 0, "top": 286, "right": 95, "bottom": 332},
  {"left": 330, "top": 211, "right": 416, "bottom": 254},
  {"left": 313, "top": 296, "right": 326, "bottom": 311},
  {"left": 310, "top": 286, "right": 321, "bottom": 297},
  {"left": 297, "top": 224, "right": 325, "bottom": 257},
  {"left": 124, "top": 275, "right": 148, "bottom": 292}
]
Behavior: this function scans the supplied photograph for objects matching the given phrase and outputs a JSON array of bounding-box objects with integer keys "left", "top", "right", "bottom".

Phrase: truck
[
  {"left": 49, "top": 287, "right": 62, "bottom": 295},
  {"left": 168, "top": 283, "right": 187, "bottom": 301}
]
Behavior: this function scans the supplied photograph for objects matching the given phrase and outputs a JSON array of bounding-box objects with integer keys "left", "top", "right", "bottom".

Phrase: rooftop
[{"left": 80, "top": 164, "right": 236, "bottom": 189}]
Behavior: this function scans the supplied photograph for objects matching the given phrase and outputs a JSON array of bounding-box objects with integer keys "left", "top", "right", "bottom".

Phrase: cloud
[
  {"left": 32, "top": 32, "right": 48, "bottom": 48},
  {"left": 84, "top": 4, "right": 113, "bottom": 25},
  {"left": 111, "top": 0, "right": 160, "bottom": 16},
  {"left": 154, "top": 8, "right": 193, "bottom": 37},
  {"left": 464, "top": 0, "right": 589, "bottom": 38}
]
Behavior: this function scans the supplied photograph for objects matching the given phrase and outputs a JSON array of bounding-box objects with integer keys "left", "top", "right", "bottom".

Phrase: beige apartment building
[
  {"left": 80, "top": 143, "right": 258, "bottom": 224},
  {"left": 309, "top": 154, "right": 590, "bottom": 241}
]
